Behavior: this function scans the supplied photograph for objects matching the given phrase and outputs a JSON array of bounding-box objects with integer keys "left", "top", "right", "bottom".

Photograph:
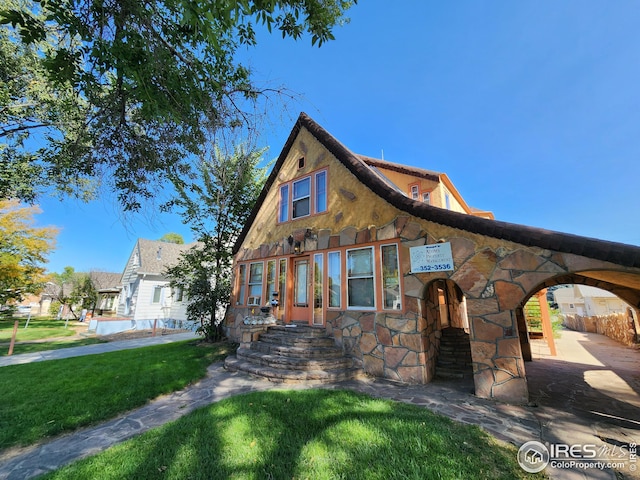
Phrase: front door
[{"left": 291, "top": 257, "right": 311, "bottom": 324}]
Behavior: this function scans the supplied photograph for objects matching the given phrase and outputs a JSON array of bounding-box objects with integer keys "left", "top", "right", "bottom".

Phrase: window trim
[
  {"left": 247, "top": 262, "right": 264, "bottom": 306},
  {"left": 380, "top": 243, "right": 402, "bottom": 311},
  {"left": 346, "top": 246, "right": 376, "bottom": 310},
  {"left": 152, "top": 286, "right": 163, "bottom": 304},
  {"left": 327, "top": 251, "right": 342, "bottom": 309},
  {"left": 277, "top": 168, "right": 328, "bottom": 224},
  {"left": 292, "top": 177, "right": 311, "bottom": 219}
]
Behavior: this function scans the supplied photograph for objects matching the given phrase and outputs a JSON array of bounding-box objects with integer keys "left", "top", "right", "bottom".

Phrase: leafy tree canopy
[
  {"left": 0, "top": 199, "right": 58, "bottom": 304},
  {"left": 166, "top": 142, "right": 267, "bottom": 340},
  {"left": 159, "top": 232, "right": 185, "bottom": 244},
  {"left": 0, "top": 0, "right": 356, "bottom": 210}
]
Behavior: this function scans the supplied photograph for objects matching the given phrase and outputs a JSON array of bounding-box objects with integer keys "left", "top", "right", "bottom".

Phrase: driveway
[{"left": 526, "top": 328, "right": 640, "bottom": 479}]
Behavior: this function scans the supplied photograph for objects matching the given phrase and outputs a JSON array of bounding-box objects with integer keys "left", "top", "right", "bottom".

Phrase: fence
[{"left": 563, "top": 312, "right": 637, "bottom": 346}]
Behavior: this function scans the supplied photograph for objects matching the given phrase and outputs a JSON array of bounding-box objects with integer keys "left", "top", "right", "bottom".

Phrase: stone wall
[{"left": 564, "top": 313, "right": 637, "bottom": 346}]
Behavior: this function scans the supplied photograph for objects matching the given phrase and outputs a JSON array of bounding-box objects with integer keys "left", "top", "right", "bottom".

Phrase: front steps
[
  {"left": 435, "top": 327, "right": 474, "bottom": 379},
  {"left": 224, "top": 324, "right": 363, "bottom": 383}
]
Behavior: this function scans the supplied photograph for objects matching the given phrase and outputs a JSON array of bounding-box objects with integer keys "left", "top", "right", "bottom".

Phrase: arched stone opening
[
  {"left": 516, "top": 270, "right": 640, "bottom": 361},
  {"left": 422, "top": 279, "right": 473, "bottom": 381}
]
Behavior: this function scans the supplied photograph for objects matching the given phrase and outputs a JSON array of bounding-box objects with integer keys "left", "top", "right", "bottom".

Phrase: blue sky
[{"left": 37, "top": 1, "right": 640, "bottom": 274}]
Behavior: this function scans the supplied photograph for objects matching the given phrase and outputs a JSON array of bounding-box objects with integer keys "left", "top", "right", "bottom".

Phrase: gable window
[
  {"left": 381, "top": 244, "right": 401, "bottom": 310},
  {"left": 422, "top": 192, "right": 430, "bottom": 204},
  {"left": 347, "top": 247, "right": 375, "bottom": 309},
  {"left": 248, "top": 262, "right": 264, "bottom": 306},
  {"left": 410, "top": 185, "right": 419, "bottom": 200},
  {"left": 278, "top": 169, "right": 328, "bottom": 223},
  {"left": 445, "top": 192, "right": 451, "bottom": 210},
  {"left": 292, "top": 177, "right": 311, "bottom": 218},
  {"left": 315, "top": 171, "right": 327, "bottom": 213},
  {"left": 279, "top": 185, "right": 289, "bottom": 223},
  {"left": 237, "top": 264, "right": 246, "bottom": 305}
]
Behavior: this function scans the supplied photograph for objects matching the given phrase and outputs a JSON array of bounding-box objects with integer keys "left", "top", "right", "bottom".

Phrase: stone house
[{"left": 225, "top": 113, "right": 640, "bottom": 404}]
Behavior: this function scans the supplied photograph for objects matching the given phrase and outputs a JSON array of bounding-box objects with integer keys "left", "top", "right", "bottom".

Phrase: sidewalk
[{"left": 1, "top": 329, "right": 638, "bottom": 479}]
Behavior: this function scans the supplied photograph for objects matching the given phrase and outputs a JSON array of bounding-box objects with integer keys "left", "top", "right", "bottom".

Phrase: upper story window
[
  {"left": 410, "top": 185, "right": 419, "bottom": 200},
  {"left": 292, "top": 177, "right": 310, "bottom": 218},
  {"left": 445, "top": 192, "right": 451, "bottom": 210},
  {"left": 278, "top": 169, "right": 328, "bottom": 223},
  {"left": 422, "top": 192, "right": 430, "bottom": 204}
]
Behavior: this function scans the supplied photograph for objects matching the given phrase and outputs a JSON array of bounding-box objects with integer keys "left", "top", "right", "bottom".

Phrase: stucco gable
[{"left": 234, "top": 113, "right": 640, "bottom": 269}]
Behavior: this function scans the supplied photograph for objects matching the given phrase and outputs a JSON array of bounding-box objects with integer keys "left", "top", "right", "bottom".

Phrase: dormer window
[
  {"left": 298, "top": 157, "right": 305, "bottom": 169},
  {"left": 422, "top": 192, "right": 430, "bottom": 204},
  {"left": 410, "top": 185, "right": 419, "bottom": 200}
]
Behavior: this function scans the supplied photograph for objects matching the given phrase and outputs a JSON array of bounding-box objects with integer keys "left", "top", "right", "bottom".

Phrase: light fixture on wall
[{"left": 294, "top": 241, "right": 302, "bottom": 254}]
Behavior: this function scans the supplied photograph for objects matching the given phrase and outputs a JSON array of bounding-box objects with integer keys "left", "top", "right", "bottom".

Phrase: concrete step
[{"left": 224, "top": 356, "right": 364, "bottom": 383}]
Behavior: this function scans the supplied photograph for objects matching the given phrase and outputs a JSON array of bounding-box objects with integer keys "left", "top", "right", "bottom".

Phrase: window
[
  {"left": 294, "top": 259, "right": 308, "bottom": 306},
  {"left": 278, "top": 259, "right": 287, "bottom": 312},
  {"left": 328, "top": 251, "right": 341, "bottom": 308},
  {"left": 237, "top": 264, "right": 246, "bottom": 305},
  {"left": 292, "top": 177, "right": 311, "bottom": 218},
  {"left": 313, "top": 253, "right": 323, "bottom": 324},
  {"left": 410, "top": 185, "right": 419, "bottom": 200},
  {"left": 278, "top": 169, "right": 328, "bottom": 222},
  {"left": 173, "top": 287, "right": 183, "bottom": 302},
  {"left": 347, "top": 247, "right": 375, "bottom": 308},
  {"left": 248, "top": 262, "right": 263, "bottom": 305},
  {"left": 279, "top": 185, "right": 289, "bottom": 223},
  {"left": 266, "top": 260, "right": 277, "bottom": 303},
  {"left": 445, "top": 192, "right": 451, "bottom": 210},
  {"left": 381, "top": 245, "right": 401, "bottom": 310},
  {"left": 315, "top": 171, "right": 327, "bottom": 213},
  {"left": 152, "top": 286, "right": 163, "bottom": 304},
  {"left": 422, "top": 192, "right": 430, "bottom": 204}
]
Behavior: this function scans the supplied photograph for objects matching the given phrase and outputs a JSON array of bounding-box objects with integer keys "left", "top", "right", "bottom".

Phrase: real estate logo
[{"left": 518, "top": 441, "right": 550, "bottom": 473}]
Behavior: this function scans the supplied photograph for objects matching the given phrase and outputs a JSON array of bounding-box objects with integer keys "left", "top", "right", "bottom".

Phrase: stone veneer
[{"left": 226, "top": 214, "right": 640, "bottom": 404}]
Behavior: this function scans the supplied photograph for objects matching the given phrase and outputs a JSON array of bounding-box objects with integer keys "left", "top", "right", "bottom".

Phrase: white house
[
  {"left": 554, "top": 285, "right": 630, "bottom": 317},
  {"left": 90, "top": 239, "right": 197, "bottom": 335}
]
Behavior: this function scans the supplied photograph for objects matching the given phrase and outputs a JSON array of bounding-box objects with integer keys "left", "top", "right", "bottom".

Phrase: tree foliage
[
  {"left": 0, "top": 0, "right": 356, "bottom": 209},
  {"left": 48, "top": 266, "right": 97, "bottom": 318},
  {"left": 165, "top": 143, "right": 267, "bottom": 341},
  {"left": 0, "top": 199, "right": 58, "bottom": 304},
  {"left": 159, "top": 232, "right": 185, "bottom": 244}
]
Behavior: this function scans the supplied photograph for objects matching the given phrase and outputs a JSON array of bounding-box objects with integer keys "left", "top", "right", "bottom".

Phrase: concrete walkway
[{"left": 0, "top": 329, "right": 638, "bottom": 479}]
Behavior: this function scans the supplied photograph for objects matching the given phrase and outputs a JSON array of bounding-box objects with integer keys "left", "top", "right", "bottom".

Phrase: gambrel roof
[{"left": 234, "top": 113, "right": 640, "bottom": 268}]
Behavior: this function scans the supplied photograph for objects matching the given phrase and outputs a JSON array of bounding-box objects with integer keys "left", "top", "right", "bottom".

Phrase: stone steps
[
  {"left": 224, "top": 324, "right": 363, "bottom": 383},
  {"left": 435, "top": 327, "right": 473, "bottom": 379}
]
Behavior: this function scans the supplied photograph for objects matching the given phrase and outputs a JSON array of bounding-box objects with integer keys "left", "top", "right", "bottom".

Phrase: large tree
[
  {"left": 0, "top": 0, "right": 356, "bottom": 210},
  {"left": 0, "top": 199, "right": 58, "bottom": 305},
  {"left": 165, "top": 142, "right": 267, "bottom": 341}
]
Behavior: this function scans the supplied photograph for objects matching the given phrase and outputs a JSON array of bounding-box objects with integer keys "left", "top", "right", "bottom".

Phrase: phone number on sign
[{"left": 413, "top": 263, "right": 453, "bottom": 272}]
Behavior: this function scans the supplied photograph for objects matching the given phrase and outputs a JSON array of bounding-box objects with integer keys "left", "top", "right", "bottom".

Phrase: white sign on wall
[{"left": 410, "top": 242, "right": 455, "bottom": 273}]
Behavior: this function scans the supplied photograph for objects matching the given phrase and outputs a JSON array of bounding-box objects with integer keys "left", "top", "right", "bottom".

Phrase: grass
[
  {"left": 0, "top": 340, "right": 235, "bottom": 450},
  {"left": 0, "top": 317, "right": 106, "bottom": 356},
  {"left": 0, "top": 317, "right": 78, "bottom": 343},
  {"left": 40, "top": 389, "right": 542, "bottom": 480}
]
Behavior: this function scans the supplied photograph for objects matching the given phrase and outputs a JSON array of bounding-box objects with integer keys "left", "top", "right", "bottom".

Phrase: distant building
[{"left": 554, "top": 285, "right": 630, "bottom": 317}]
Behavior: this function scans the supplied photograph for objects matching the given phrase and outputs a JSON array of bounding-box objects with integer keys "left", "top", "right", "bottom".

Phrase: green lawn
[
  {"left": 41, "top": 389, "right": 542, "bottom": 480},
  {"left": 0, "top": 340, "right": 234, "bottom": 449},
  {"left": 0, "top": 317, "right": 78, "bottom": 343},
  {"left": 0, "top": 337, "right": 106, "bottom": 356}
]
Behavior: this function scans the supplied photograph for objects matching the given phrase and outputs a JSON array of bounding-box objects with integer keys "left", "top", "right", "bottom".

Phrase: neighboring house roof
[
  {"left": 234, "top": 112, "right": 640, "bottom": 269},
  {"left": 89, "top": 272, "right": 122, "bottom": 293},
  {"left": 128, "top": 239, "right": 195, "bottom": 277},
  {"left": 574, "top": 285, "right": 618, "bottom": 299}
]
